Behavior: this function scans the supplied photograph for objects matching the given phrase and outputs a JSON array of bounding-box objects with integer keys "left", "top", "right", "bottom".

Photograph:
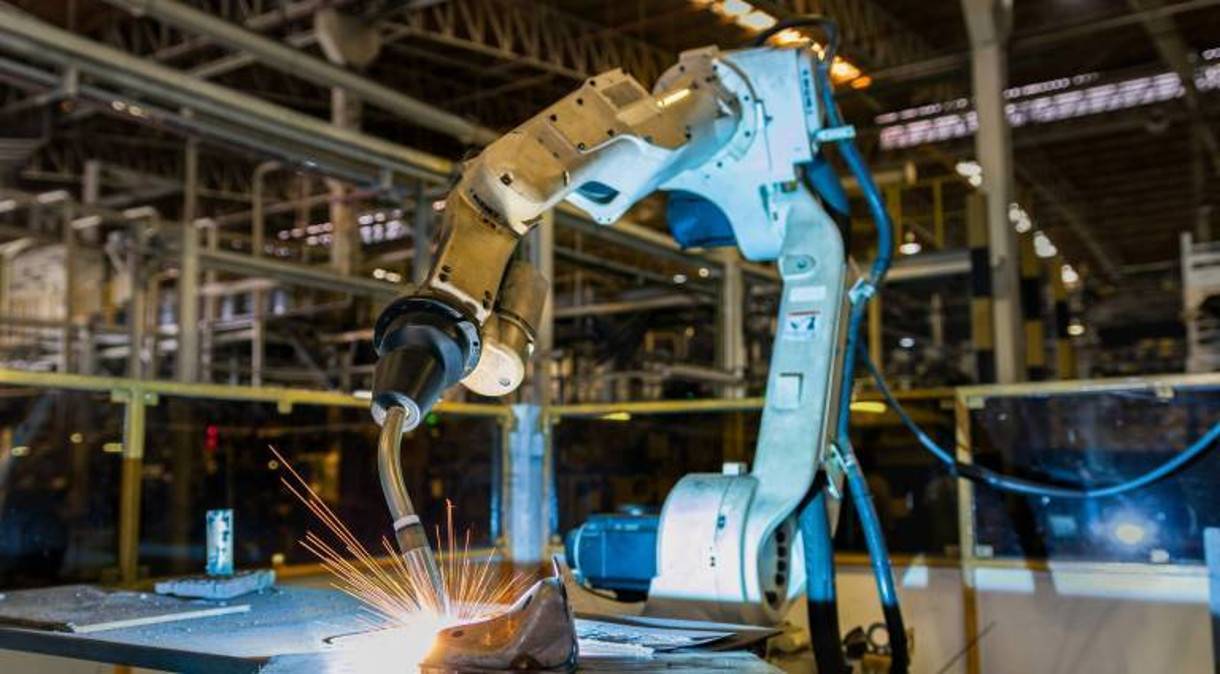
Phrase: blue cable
[
  {"left": 810, "top": 43, "right": 909, "bottom": 673},
  {"left": 860, "top": 351, "right": 1220, "bottom": 499}
]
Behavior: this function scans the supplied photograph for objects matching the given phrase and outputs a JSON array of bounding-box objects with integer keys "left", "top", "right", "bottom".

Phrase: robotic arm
[
  {"left": 373, "top": 44, "right": 851, "bottom": 626},
  {"left": 370, "top": 49, "right": 746, "bottom": 430}
]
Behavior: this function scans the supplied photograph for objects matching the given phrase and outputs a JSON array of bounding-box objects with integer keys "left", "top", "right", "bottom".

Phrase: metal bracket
[
  {"left": 823, "top": 443, "right": 846, "bottom": 500},
  {"left": 848, "top": 278, "right": 876, "bottom": 305},
  {"left": 815, "top": 125, "right": 856, "bottom": 143}
]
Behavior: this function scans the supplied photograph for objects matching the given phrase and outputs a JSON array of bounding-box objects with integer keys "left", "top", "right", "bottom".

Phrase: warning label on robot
[{"left": 782, "top": 310, "right": 818, "bottom": 341}]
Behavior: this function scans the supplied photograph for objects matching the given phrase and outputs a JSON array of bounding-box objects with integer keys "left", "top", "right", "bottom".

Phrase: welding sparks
[{"left": 270, "top": 447, "right": 533, "bottom": 665}]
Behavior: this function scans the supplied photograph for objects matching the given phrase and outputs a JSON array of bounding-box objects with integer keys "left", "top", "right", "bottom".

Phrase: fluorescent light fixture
[
  {"left": 1008, "top": 202, "right": 1033, "bottom": 233},
  {"left": 1060, "top": 264, "right": 1080, "bottom": 286},
  {"left": 850, "top": 401, "right": 887, "bottom": 414},
  {"left": 600, "top": 412, "right": 632, "bottom": 421},
  {"left": 36, "top": 190, "right": 70, "bottom": 204},
  {"left": 718, "top": 0, "right": 754, "bottom": 18},
  {"left": 738, "top": 10, "right": 776, "bottom": 30},
  {"left": 879, "top": 62, "right": 1220, "bottom": 150},
  {"left": 0, "top": 199, "right": 17, "bottom": 213},
  {"left": 103, "top": 442, "right": 124, "bottom": 454},
  {"left": 1033, "top": 231, "right": 1058, "bottom": 258}
]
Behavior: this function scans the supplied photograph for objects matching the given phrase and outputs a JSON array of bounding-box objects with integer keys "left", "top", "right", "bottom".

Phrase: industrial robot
[{"left": 371, "top": 34, "right": 869, "bottom": 641}]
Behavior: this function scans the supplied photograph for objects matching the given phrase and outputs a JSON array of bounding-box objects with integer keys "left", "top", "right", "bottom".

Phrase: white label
[
  {"left": 788, "top": 285, "right": 827, "bottom": 304},
  {"left": 782, "top": 310, "right": 818, "bottom": 341}
]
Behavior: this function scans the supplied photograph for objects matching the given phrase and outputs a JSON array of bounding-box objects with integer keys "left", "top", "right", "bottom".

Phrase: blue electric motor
[{"left": 564, "top": 512, "right": 660, "bottom": 601}]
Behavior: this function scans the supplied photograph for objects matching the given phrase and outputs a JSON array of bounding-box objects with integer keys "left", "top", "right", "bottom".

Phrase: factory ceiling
[{"left": 1, "top": 0, "right": 1217, "bottom": 289}]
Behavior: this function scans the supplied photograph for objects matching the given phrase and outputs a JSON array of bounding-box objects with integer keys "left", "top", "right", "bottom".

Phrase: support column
[
  {"left": 1019, "top": 233, "right": 1046, "bottom": 380},
  {"left": 507, "top": 404, "right": 546, "bottom": 565},
  {"left": 176, "top": 136, "right": 200, "bottom": 383},
  {"left": 201, "top": 221, "right": 218, "bottom": 382},
  {"left": 1050, "top": 258, "right": 1077, "bottom": 379},
  {"left": 411, "top": 180, "right": 433, "bottom": 287},
  {"left": 127, "top": 217, "right": 148, "bottom": 379},
  {"left": 963, "top": 0, "right": 1023, "bottom": 383},
  {"left": 327, "top": 90, "right": 361, "bottom": 276},
  {"left": 967, "top": 193, "right": 996, "bottom": 382},
  {"left": 524, "top": 211, "right": 556, "bottom": 546},
  {"left": 118, "top": 390, "right": 146, "bottom": 584},
  {"left": 716, "top": 249, "right": 746, "bottom": 398},
  {"left": 60, "top": 200, "right": 77, "bottom": 374},
  {"left": 251, "top": 161, "right": 279, "bottom": 387}
]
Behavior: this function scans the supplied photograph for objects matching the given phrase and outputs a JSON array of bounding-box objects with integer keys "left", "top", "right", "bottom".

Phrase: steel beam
[
  {"left": 103, "top": 0, "right": 496, "bottom": 145},
  {"left": 963, "top": 0, "right": 1024, "bottom": 383},
  {"left": 176, "top": 137, "right": 201, "bottom": 383}
]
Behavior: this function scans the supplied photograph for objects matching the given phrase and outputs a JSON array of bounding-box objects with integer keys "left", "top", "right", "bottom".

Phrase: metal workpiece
[
  {"left": 423, "top": 561, "right": 578, "bottom": 672},
  {"left": 376, "top": 405, "right": 447, "bottom": 610}
]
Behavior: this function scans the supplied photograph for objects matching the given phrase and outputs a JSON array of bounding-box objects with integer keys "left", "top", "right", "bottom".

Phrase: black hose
[{"left": 799, "top": 489, "right": 850, "bottom": 674}]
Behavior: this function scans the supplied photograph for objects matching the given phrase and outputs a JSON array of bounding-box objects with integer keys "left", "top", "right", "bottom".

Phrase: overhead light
[
  {"left": 717, "top": 0, "right": 754, "bottom": 18},
  {"left": 673, "top": 273, "right": 688, "bottom": 284},
  {"left": 738, "top": 10, "right": 776, "bottom": 30},
  {"left": 849, "top": 76, "right": 873, "bottom": 90},
  {"left": 899, "top": 232, "right": 922, "bottom": 256},
  {"left": 899, "top": 336, "right": 915, "bottom": 349},
  {"left": 850, "top": 401, "right": 887, "bottom": 414},
  {"left": 1068, "top": 321, "right": 1085, "bottom": 337},
  {"left": 1060, "top": 264, "right": 1080, "bottom": 287},
  {"left": 373, "top": 268, "right": 387, "bottom": 279},
  {"left": 771, "top": 28, "right": 807, "bottom": 46},
  {"left": 10, "top": 445, "right": 29, "bottom": 457},
  {"left": 0, "top": 199, "right": 17, "bottom": 213},
  {"left": 1033, "top": 231, "right": 1057, "bottom": 259},
  {"left": 697, "top": 267, "right": 711, "bottom": 278},
  {"left": 36, "top": 190, "right": 70, "bottom": 204},
  {"left": 955, "top": 160, "right": 982, "bottom": 179},
  {"left": 1008, "top": 202, "right": 1033, "bottom": 233},
  {"left": 103, "top": 442, "right": 124, "bottom": 454},
  {"left": 600, "top": 412, "right": 632, "bottom": 421}
]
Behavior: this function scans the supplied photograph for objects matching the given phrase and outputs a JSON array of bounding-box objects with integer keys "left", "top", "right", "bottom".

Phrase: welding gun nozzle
[{"left": 370, "top": 297, "right": 480, "bottom": 431}]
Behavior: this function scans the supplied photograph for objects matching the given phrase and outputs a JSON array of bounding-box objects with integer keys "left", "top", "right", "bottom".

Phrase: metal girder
[
  {"left": 1127, "top": 0, "right": 1220, "bottom": 177},
  {"left": 102, "top": 0, "right": 498, "bottom": 145},
  {"left": 386, "top": 0, "right": 675, "bottom": 84},
  {"left": 757, "top": 0, "right": 936, "bottom": 69}
]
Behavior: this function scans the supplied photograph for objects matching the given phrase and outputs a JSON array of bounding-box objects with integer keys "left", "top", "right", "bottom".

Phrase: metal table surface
[{"left": 0, "top": 586, "right": 780, "bottom": 673}]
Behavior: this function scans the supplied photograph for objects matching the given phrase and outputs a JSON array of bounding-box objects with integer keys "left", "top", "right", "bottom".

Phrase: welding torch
[{"left": 377, "top": 404, "right": 448, "bottom": 610}]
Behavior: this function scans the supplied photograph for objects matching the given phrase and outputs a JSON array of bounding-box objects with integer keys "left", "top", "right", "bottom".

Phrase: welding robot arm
[
  {"left": 372, "top": 44, "right": 860, "bottom": 634},
  {"left": 369, "top": 51, "right": 744, "bottom": 431}
]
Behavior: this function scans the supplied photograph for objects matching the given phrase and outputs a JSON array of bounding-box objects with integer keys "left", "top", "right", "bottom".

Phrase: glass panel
[
  {"left": 553, "top": 401, "right": 958, "bottom": 557},
  {"left": 970, "top": 385, "right": 1220, "bottom": 563},
  {"left": 139, "top": 398, "right": 500, "bottom": 576},
  {"left": 839, "top": 396, "right": 960, "bottom": 557},
  {"left": 0, "top": 388, "right": 123, "bottom": 589}
]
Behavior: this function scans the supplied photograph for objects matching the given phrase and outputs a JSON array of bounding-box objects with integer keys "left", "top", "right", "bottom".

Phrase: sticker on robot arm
[
  {"left": 782, "top": 310, "right": 819, "bottom": 341},
  {"left": 787, "top": 285, "right": 827, "bottom": 303}
]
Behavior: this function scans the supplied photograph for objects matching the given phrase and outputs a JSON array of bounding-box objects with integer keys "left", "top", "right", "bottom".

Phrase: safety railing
[
  {"left": 546, "top": 387, "right": 960, "bottom": 561},
  {"left": 951, "top": 372, "right": 1220, "bottom": 674},
  {"left": 0, "top": 368, "right": 510, "bottom": 587}
]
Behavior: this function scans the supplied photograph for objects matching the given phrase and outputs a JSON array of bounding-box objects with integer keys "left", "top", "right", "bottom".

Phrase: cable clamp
[
  {"left": 823, "top": 443, "right": 846, "bottom": 500},
  {"left": 815, "top": 125, "right": 856, "bottom": 143},
  {"left": 849, "top": 278, "right": 876, "bottom": 305}
]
